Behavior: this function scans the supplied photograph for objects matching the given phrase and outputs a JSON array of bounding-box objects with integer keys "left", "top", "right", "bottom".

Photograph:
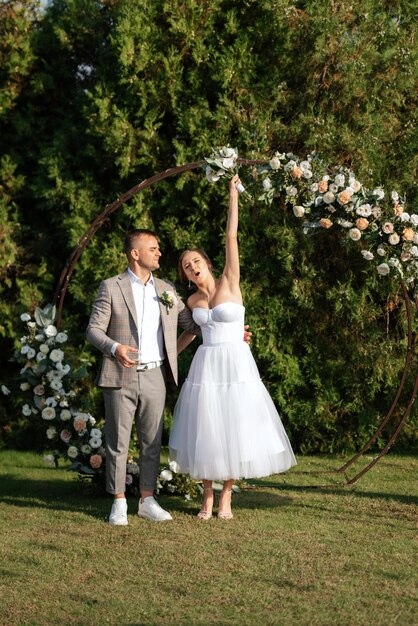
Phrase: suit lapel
[
  {"left": 117, "top": 271, "right": 138, "bottom": 329},
  {"left": 154, "top": 277, "right": 170, "bottom": 339}
]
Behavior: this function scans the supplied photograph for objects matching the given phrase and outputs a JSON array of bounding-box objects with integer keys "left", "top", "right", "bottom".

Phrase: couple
[{"left": 87, "top": 175, "right": 296, "bottom": 525}]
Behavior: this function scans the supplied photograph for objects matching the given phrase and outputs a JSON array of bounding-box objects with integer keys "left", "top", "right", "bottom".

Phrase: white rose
[
  {"left": 222, "top": 155, "right": 236, "bottom": 169},
  {"left": 377, "top": 263, "right": 390, "bottom": 276},
  {"left": 160, "top": 469, "right": 173, "bottom": 481},
  {"left": 262, "top": 177, "right": 272, "bottom": 190},
  {"left": 26, "top": 348, "right": 36, "bottom": 360},
  {"left": 169, "top": 460, "right": 179, "bottom": 472},
  {"left": 22, "top": 404, "right": 32, "bottom": 416},
  {"left": 323, "top": 192, "right": 335, "bottom": 204},
  {"left": 349, "top": 228, "right": 362, "bottom": 241},
  {"left": 269, "top": 156, "right": 281, "bottom": 170},
  {"left": 89, "top": 437, "right": 102, "bottom": 449},
  {"left": 1, "top": 385, "right": 11, "bottom": 395},
  {"left": 328, "top": 184, "right": 338, "bottom": 193},
  {"left": 35, "top": 333, "right": 44, "bottom": 341},
  {"left": 40, "top": 344, "right": 50, "bottom": 354},
  {"left": 356, "top": 204, "right": 372, "bottom": 217},
  {"left": 361, "top": 250, "right": 374, "bottom": 260},
  {"left": 90, "top": 428, "right": 102, "bottom": 439},
  {"left": 20, "top": 345, "right": 29, "bottom": 355},
  {"left": 55, "top": 332, "right": 68, "bottom": 343},
  {"left": 60, "top": 409, "right": 71, "bottom": 421},
  {"left": 391, "top": 191, "right": 399, "bottom": 202},
  {"left": 36, "top": 353, "right": 47, "bottom": 362},
  {"left": 300, "top": 160, "right": 311, "bottom": 171},
  {"left": 388, "top": 233, "right": 400, "bottom": 245},
  {"left": 44, "top": 325, "right": 58, "bottom": 337},
  {"left": 336, "top": 219, "right": 353, "bottom": 228},
  {"left": 302, "top": 169, "right": 313, "bottom": 179},
  {"left": 377, "top": 247, "right": 386, "bottom": 257},
  {"left": 50, "top": 379, "right": 63, "bottom": 391},
  {"left": 56, "top": 362, "right": 71, "bottom": 376},
  {"left": 81, "top": 444, "right": 92, "bottom": 454},
  {"left": 45, "top": 397, "right": 58, "bottom": 407},
  {"left": 20, "top": 313, "right": 31, "bottom": 322},
  {"left": 220, "top": 146, "right": 237, "bottom": 159},
  {"left": 49, "top": 349, "right": 64, "bottom": 363},
  {"left": 20, "top": 382, "right": 31, "bottom": 391},
  {"left": 311, "top": 183, "right": 319, "bottom": 192},
  {"left": 46, "top": 426, "right": 57, "bottom": 440},
  {"left": 293, "top": 206, "right": 305, "bottom": 218},
  {"left": 334, "top": 174, "right": 345, "bottom": 187},
  {"left": 373, "top": 187, "right": 385, "bottom": 200},
  {"left": 43, "top": 454, "right": 55, "bottom": 466},
  {"left": 410, "top": 246, "right": 418, "bottom": 257},
  {"left": 410, "top": 214, "right": 418, "bottom": 226},
  {"left": 348, "top": 179, "right": 362, "bottom": 192},
  {"left": 42, "top": 406, "right": 56, "bottom": 420},
  {"left": 400, "top": 212, "right": 410, "bottom": 222},
  {"left": 67, "top": 446, "right": 79, "bottom": 459},
  {"left": 286, "top": 186, "right": 298, "bottom": 196},
  {"left": 46, "top": 370, "right": 61, "bottom": 381}
]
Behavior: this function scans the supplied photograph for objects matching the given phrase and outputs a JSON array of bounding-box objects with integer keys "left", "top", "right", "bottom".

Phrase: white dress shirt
[{"left": 111, "top": 269, "right": 165, "bottom": 364}]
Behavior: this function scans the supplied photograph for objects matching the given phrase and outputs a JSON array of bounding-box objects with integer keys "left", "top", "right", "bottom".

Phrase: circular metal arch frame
[{"left": 52, "top": 160, "right": 418, "bottom": 487}]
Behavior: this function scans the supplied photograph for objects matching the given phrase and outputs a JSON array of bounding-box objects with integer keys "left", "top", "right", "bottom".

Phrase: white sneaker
[
  {"left": 109, "top": 498, "right": 128, "bottom": 525},
  {"left": 137, "top": 496, "right": 173, "bottom": 521}
]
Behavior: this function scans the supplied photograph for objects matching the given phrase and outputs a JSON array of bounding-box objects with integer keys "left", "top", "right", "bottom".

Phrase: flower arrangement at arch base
[
  {"left": 204, "top": 147, "right": 415, "bottom": 285},
  {"left": 6, "top": 304, "right": 201, "bottom": 500}
]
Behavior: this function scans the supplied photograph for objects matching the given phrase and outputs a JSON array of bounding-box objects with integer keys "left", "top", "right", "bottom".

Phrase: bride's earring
[{"left": 188, "top": 280, "right": 191, "bottom": 288}]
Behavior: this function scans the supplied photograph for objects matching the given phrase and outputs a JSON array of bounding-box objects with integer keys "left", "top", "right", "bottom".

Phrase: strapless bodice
[{"left": 192, "top": 302, "right": 245, "bottom": 346}]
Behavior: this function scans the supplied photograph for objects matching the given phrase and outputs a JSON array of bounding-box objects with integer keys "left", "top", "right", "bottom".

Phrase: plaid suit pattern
[{"left": 86, "top": 271, "right": 199, "bottom": 386}]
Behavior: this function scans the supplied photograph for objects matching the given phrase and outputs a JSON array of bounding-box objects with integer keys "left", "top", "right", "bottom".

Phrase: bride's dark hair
[{"left": 178, "top": 248, "right": 213, "bottom": 282}]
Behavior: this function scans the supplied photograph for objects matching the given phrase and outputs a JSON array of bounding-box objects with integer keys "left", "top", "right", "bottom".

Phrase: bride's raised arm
[{"left": 223, "top": 174, "right": 241, "bottom": 289}]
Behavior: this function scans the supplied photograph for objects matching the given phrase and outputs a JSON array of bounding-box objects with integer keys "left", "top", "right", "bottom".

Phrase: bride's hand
[{"left": 229, "top": 174, "right": 240, "bottom": 198}]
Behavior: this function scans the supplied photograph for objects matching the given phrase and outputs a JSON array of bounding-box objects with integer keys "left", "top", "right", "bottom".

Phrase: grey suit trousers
[{"left": 102, "top": 365, "right": 166, "bottom": 495}]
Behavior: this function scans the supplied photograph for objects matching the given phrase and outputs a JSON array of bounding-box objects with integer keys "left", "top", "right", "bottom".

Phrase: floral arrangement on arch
[
  {"left": 2, "top": 304, "right": 199, "bottom": 499},
  {"left": 204, "top": 147, "right": 414, "bottom": 283},
  {"left": 11, "top": 304, "right": 106, "bottom": 472}
]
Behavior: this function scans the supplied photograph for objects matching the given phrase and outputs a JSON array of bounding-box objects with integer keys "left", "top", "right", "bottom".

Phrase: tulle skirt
[{"left": 169, "top": 342, "right": 297, "bottom": 480}]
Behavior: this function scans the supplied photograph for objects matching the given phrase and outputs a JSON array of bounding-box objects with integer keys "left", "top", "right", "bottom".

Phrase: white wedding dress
[{"left": 169, "top": 302, "right": 297, "bottom": 480}]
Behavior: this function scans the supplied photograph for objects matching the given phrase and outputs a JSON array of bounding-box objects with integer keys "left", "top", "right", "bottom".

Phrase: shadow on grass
[
  {"left": 253, "top": 477, "right": 418, "bottom": 507},
  {"left": 0, "top": 473, "right": 111, "bottom": 519}
]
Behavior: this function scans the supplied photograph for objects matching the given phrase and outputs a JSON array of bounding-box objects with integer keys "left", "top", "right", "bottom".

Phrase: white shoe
[
  {"left": 137, "top": 496, "right": 173, "bottom": 521},
  {"left": 109, "top": 499, "right": 128, "bottom": 525}
]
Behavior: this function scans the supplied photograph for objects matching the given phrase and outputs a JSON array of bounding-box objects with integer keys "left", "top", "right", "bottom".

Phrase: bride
[{"left": 169, "top": 174, "right": 297, "bottom": 520}]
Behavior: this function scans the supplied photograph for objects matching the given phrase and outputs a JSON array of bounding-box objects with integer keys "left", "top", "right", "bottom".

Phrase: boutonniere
[{"left": 159, "top": 290, "right": 179, "bottom": 314}]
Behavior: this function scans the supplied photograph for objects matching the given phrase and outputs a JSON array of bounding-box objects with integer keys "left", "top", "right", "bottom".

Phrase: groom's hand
[
  {"left": 115, "top": 344, "right": 140, "bottom": 367},
  {"left": 243, "top": 325, "right": 252, "bottom": 345}
]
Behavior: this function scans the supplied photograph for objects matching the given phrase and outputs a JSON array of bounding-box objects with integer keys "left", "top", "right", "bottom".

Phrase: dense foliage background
[{"left": 0, "top": 0, "right": 416, "bottom": 453}]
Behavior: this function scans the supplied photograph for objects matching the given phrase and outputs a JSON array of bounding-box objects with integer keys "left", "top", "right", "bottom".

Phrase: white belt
[{"left": 136, "top": 360, "right": 164, "bottom": 372}]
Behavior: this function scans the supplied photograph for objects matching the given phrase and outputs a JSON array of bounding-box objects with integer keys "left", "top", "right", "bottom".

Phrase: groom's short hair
[{"left": 124, "top": 229, "right": 159, "bottom": 256}]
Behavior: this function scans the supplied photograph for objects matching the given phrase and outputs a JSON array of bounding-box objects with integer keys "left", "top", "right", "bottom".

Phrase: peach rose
[
  {"left": 356, "top": 218, "right": 369, "bottom": 231},
  {"left": 319, "top": 218, "right": 333, "bottom": 229},
  {"left": 318, "top": 180, "right": 328, "bottom": 193},
  {"left": 338, "top": 190, "right": 352, "bottom": 205},
  {"left": 403, "top": 228, "right": 415, "bottom": 241},
  {"left": 394, "top": 203, "right": 404, "bottom": 217},
  {"left": 292, "top": 166, "right": 303, "bottom": 179},
  {"left": 90, "top": 454, "right": 102, "bottom": 469},
  {"left": 73, "top": 417, "right": 87, "bottom": 432}
]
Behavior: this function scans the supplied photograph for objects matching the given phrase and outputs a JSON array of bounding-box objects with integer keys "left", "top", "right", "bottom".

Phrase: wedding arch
[{"left": 52, "top": 159, "right": 417, "bottom": 487}]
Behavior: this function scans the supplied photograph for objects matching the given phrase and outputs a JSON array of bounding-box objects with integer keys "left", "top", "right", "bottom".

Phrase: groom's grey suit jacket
[{"left": 86, "top": 271, "right": 199, "bottom": 387}]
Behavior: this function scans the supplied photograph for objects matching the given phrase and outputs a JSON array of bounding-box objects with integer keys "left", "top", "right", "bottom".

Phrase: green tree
[{"left": 1, "top": 0, "right": 416, "bottom": 452}]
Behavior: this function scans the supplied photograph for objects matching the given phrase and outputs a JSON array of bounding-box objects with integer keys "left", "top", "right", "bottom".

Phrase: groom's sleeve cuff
[{"left": 111, "top": 342, "right": 120, "bottom": 357}]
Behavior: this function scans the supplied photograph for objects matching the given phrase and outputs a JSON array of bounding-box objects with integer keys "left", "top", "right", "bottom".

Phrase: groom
[{"left": 86, "top": 228, "right": 200, "bottom": 525}]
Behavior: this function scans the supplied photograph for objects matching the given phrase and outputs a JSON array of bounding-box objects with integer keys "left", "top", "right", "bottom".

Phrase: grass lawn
[{"left": 0, "top": 450, "right": 416, "bottom": 626}]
